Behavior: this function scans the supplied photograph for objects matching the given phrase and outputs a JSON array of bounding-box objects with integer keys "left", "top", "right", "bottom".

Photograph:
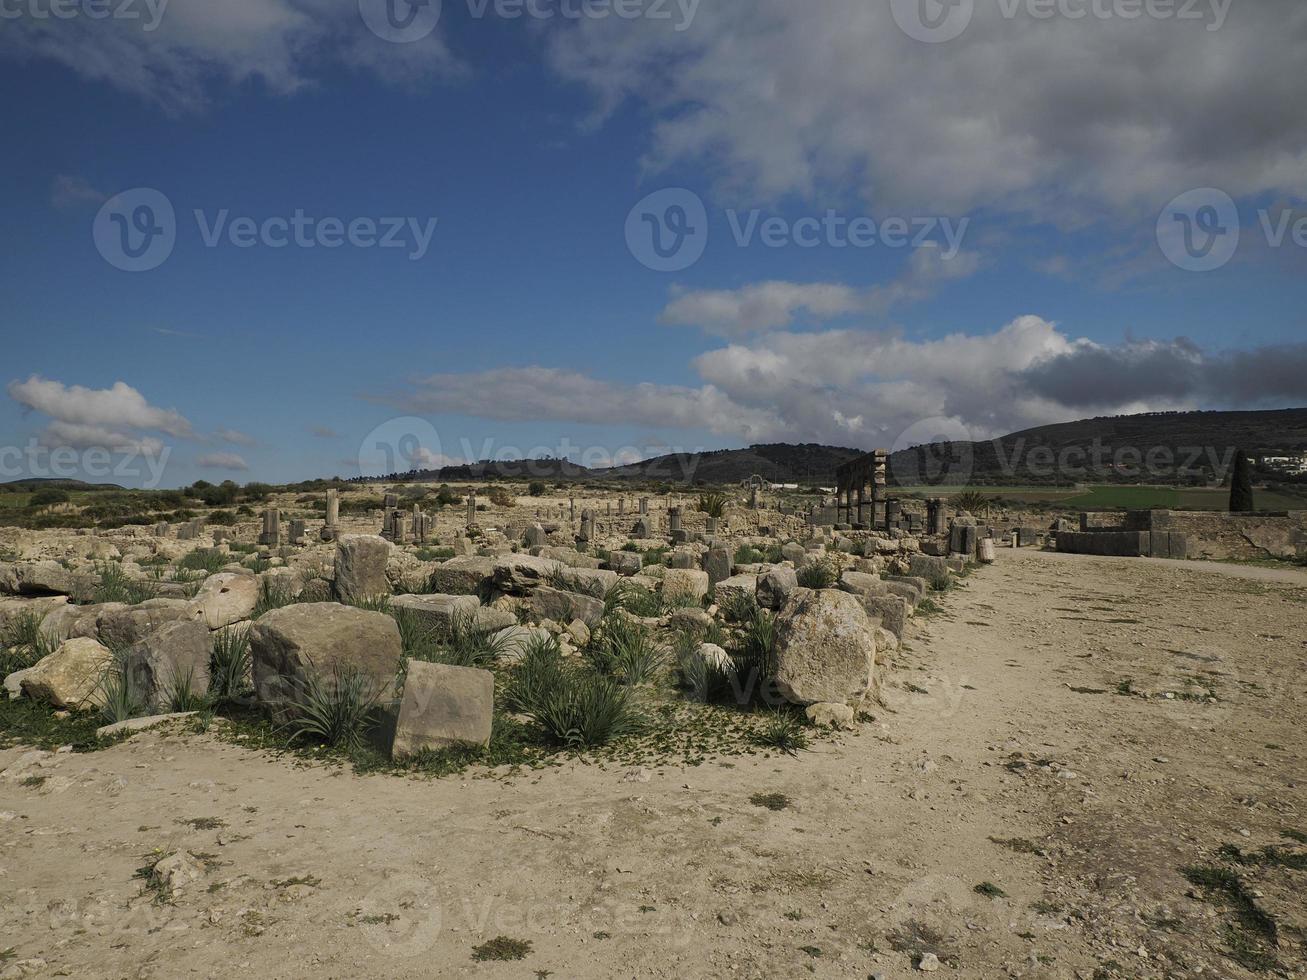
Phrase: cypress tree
[{"left": 1229, "top": 450, "right": 1255, "bottom": 512}]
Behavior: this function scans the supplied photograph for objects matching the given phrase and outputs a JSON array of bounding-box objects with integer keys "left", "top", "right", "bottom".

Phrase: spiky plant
[
  {"left": 796, "top": 559, "right": 838, "bottom": 590},
  {"left": 92, "top": 562, "right": 157, "bottom": 605},
  {"left": 166, "top": 665, "right": 208, "bottom": 713},
  {"left": 279, "top": 665, "right": 382, "bottom": 751},
  {"left": 209, "top": 626, "right": 252, "bottom": 704},
  {"left": 952, "top": 490, "right": 991, "bottom": 517},
  {"left": 98, "top": 651, "right": 144, "bottom": 726},
  {"left": 0, "top": 610, "right": 58, "bottom": 675},
  {"left": 530, "top": 672, "right": 644, "bottom": 749},
  {"left": 601, "top": 617, "right": 666, "bottom": 686},
  {"left": 502, "top": 634, "right": 567, "bottom": 715},
  {"left": 177, "top": 548, "right": 228, "bottom": 574},
  {"left": 751, "top": 710, "right": 810, "bottom": 755},
  {"left": 697, "top": 492, "right": 728, "bottom": 519}
]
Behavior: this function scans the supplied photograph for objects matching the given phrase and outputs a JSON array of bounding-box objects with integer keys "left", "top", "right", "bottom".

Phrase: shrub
[
  {"left": 530, "top": 671, "right": 644, "bottom": 749},
  {"left": 953, "top": 490, "right": 991, "bottom": 516},
  {"left": 253, "top": 578, "right": 298, "bottom": 618},
  {"left": 279, "top": 665, "right": 383, "bottom": 751},
  {"left": 598, "top": 616, "right": 665, "bottom": 685},
  {"left": 502, "top": 634, "right": 567, "bottom": 715},
  {"left": 751, "top": 711, "right": 809, "bottom": 755},
  {"left": 797, "top": 559, "right": 838, "bottom": 590},
  {"left": 0, "top": 611, "right": 58, "bottom": 676},
  {"left": 488, "top": 487, "right": 516, "bottom": 508},
  {"left": 98, "top": 651, "right": 144, "bottom": 726},
  {"left": 92, "top": 562, "right": 157, "bottom": 605},
  {"left": 697, "top": 492, "right": 727, "bottom": 518},
  {"left": 528, "top": 481, "right": 547, "bottom": 497},
  {"left": 209, "top": 626, "right": 252, "bottom": 704},
  {"left": 604, "top": 581, "right": 665, "bottom": 618}
]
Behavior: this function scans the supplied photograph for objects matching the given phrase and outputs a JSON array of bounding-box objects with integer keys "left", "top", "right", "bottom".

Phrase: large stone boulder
[
  {"left": 838, "top": 571, "right": 887, "bottom": 598},
  {"left": 390, "top": 594, "right": 480, "bottom": 633},
  {"left": 334, "top": 535, "right": 391, "bottom": 604},
  {"left": 20, "top": 637, "right": 114, "bottom": 710},
  {"left": 492, "top": 554, "right": 565, "bottom": 595},
  {"left": 0, "top": 561, "right": 76, "bottom": 597},
  {"left": 528, "top": 585, "right": 604, "bottom": 628},
  {"left": 392, "top": 661, "right": 494, "bottom": 758},
  {"left": 427, "top": 556, "right": 496, "bottom": 596},
  {"left": 859, "top": 593, "right": 910, "bottom": 639},
  {"left": 249, "top": 603, "right": 401, "bottom": 718},
  {"left": 608, "top": 551, "right": 642, "bottom": 576},
  {"left": 774, "top": 588, "right": 877, "bottom": 707},
  {"left": 756, "top": 567, "right": 798, "bottom": 611},
  {"left": 908, "top": 554, "right": 950, "bottom": 582},
  {"left": 551, "top": 566, "right": 618, "bottom": 599},
  {"left": 780, "top": 542, "right": 806, "bottom": 564},
  {"left": 714, "top": 575, "right": 758, "bottom": 608},
  {"left": 188, "top": 572, "right": 259, "bottom": 629},
  {"left": 702, "top": 546, "right": 732, "bottom": 587},
  {"left": 125, "top": 620, "right": 211, "bottom": 713},
  {"left": 98, "top": 599, "right": 196, "bottom": 650},
  {"left": 662, "top": 568, "right": 709, "bottom": 604}
]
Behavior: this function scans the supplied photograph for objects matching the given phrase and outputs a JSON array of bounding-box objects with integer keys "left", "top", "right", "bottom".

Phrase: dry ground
[{"left": 2, "top": 549, "right": 1304, "bottom": 979}]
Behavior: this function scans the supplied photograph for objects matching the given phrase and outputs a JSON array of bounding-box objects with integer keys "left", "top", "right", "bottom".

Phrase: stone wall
[
  {"left": 1064, "top": 509, "right": 1307, "bottom": 561},
  {"left": 1149, "top": 510, "right": 1307, "bottom": 561}
]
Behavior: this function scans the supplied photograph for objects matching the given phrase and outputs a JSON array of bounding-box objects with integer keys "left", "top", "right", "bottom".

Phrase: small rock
[{"left": 918, "top": 952, "right": 940, "bottom": 972}]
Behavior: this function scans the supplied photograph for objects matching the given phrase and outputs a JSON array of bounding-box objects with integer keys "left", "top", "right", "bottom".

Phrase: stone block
[{"left": 392, "top": 661, "right": 493, "bottom": 757}]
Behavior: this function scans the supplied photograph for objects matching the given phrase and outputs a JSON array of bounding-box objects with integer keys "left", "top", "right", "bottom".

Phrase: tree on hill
[{"left": 1229, "top": 450, "right": 1255, "bottom": 512}]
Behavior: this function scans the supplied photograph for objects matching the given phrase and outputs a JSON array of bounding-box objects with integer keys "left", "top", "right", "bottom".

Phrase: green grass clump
[
  {"left": 209, "top": 627, "right": 252, "bottom": 705},
  {"left": 471, "top": 936, "right": 532, "bottom": 962},
  {"left": 750, "top": 711, "right": 809, "bottom": 755},
  {"left": 97, "top": 647, "right": 145, "bottom": 726},
  {"left": 974, "top": 881, "right": 1008, "bottom": 899},
  {"left": 278, "top": 665, "right": 384, "bottom": 751},
  {"left": 0, "top": 697, "right": 129, "bottom": 751},
  {"left": 796, "top": 559, "right": 838, "bottom": 590},
  {"left": 0, "top": 610, "right": 58, "bottom": 675},
  {"left": 593, "top": 615, "right": 665, "bottom": 685},
  {"left": 749, "top": 792, "right": 792, "bottom": 811},
  {"left": 178, "top": 548, "right": 227, "bottom": 575},
  {"left": 604, "top": 581, "right": 666, "bottom": 617},
  {"left": 91, "top": 562, "right": 157, "bottom": 605},
  {"left": 523, "top": 665, "right": 645, "bottom": 749}
]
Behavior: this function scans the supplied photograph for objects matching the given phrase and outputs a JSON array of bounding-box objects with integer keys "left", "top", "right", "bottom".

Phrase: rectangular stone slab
[{"left": 392, "top": 661, "right": 494, "bottom": 758}]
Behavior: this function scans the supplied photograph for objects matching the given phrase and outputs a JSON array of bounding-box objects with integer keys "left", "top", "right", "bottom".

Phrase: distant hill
[
  {"left": 0, "top": 479, "right": 126, "bottom": 492},
  {"left": 373, "top": 408, "right": 1307, "bottom": 488},
  {"left": 891, "top": 408, "right": 1307, "bottom": 486}
]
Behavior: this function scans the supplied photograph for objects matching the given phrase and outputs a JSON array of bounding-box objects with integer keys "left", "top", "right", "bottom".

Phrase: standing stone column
[
  {"left": 639, "top": 497, "right": 649, "bottom": 516},
  {"left": 259, "top": 508, "right": 281, "bottom": 547},
  {"left": 467, "top": 493, "right": 477, "bottom": 527},
  {"left": 321, "top": 489, "right": 341, "bottom": 542}
]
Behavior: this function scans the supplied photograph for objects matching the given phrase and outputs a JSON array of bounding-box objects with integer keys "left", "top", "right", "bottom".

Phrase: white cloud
[
  {"left": 0, "top": 0, "right": 463, "bottom": 114},
  {"left": 547, "top": 2, "right": 1307, "bottom": 218},
  {"left": 8, "top": 376, "right": 194, "bottom": 437},
  {"left": 374, "top": 317, "right": 1307, "bottom": 453},
  {"left": 197, "top": 452, "right": 250, "bottom": 471},
  {"left": 215, "top": 428, "right": 257, "bottom": 446},
  {"left": 661, "top": 248, "right": 981, "bottom": 335}
]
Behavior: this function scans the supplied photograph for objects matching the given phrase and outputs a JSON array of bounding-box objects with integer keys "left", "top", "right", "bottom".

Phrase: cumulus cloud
[
  {"left": 547, "top": 1, "right": 1307, "bottom": 217},
  {"left": 197, "top": 452, "right": 250, "bottom": 471},
  {"left": 8, "top": 376, "right": 194, "bottom": 437},
  {"left": 661, "top": 248, "right": 981, "bottom": 335},
  {"left": 1020, "top": 338, "right": 1307, "bottom": 409},
  {"left": 374, "top": 320, "right": 1307, "bottom": 452},
  {"left": 0, "top": 0, "right": 463, "bottom": 113},
  {"left": 375, "top": 366, "right": 784, "bottom": 442}
]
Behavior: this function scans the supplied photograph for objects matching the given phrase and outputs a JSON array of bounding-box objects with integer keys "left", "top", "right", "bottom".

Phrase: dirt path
[{"left": 3, "top": 552, "right": 1304, "bottom": 979}]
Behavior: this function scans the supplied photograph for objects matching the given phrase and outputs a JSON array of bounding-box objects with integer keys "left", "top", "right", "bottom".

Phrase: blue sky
[{"left": 2, "top": 0, "right": 1305, "bottom": 487}]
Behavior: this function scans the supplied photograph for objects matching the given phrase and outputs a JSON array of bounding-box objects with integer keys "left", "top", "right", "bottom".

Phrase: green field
[{"left": 897, "top": 484, "right": 1307, "bottom": 512}]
